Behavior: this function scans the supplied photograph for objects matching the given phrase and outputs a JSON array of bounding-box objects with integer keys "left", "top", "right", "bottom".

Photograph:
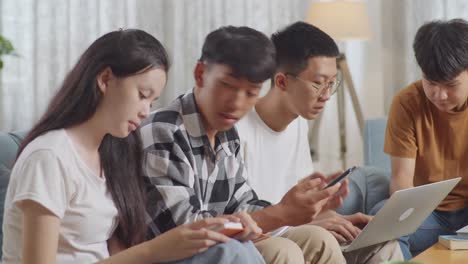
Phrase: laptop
[{"left": 341, "top": 177, "right": 461, "bottom": 252}]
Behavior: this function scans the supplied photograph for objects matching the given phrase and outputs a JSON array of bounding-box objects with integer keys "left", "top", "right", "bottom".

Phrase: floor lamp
[{"left": 307, "top": 0, "right": 371, "bottom": 169}]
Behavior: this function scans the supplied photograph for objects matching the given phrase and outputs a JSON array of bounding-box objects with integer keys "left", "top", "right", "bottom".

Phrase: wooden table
[{"left": 411, "top": 242, "right": 468, "bottom": 263}]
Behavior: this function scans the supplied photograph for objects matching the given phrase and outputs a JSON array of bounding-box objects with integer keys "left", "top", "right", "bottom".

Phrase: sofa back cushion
[{"left": 0, "top": 131, "right": 26, "bottom": 258}]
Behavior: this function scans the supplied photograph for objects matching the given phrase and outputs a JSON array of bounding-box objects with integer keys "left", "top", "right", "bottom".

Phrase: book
[
  {"left": 439, "top": 235, "right": 468, "bottom": 250},
  {"left": 456, "top": 225, "right": 468, "bottom": 239}
]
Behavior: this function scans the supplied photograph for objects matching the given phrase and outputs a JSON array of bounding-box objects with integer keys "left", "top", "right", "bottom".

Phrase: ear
[
  {"left": 96, "top": 67, "right": 114, "bottom": 94},
  {"left": 194, "top": 62, "right": 206, "bottom": 88},
  {"left": 274, "top": 72, "right": 288, "bottom": 92}
]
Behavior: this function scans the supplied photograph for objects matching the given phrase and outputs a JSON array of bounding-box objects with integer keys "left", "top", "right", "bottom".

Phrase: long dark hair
[{"left": 17, "top": 29, "right": 169, "bottom": 247}]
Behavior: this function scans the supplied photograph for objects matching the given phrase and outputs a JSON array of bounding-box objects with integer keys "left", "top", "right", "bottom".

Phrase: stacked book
[{"left": 439, "top": 225, "right": 468, "bottom": 250}]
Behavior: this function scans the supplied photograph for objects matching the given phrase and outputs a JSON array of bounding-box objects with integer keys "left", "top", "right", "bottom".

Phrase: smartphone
[
  {"left": 214, "top": 222, "right": 244, "bottom": 237},
  {"left": 325, "top": 166, "right": 356, "bottom": 188}
]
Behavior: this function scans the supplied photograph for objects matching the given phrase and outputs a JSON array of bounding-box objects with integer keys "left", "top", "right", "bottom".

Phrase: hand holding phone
[
  {"left": 213, "top": 222, "right": 244, "bottom": 237},
  {"left": 325, "top": 166, "right": 356, "bottom": 189}
]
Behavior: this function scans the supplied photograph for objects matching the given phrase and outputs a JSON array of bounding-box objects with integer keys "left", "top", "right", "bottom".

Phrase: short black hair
[
  {"left": 413, "top": 18, "right": 468, "bottom": 82},
  {"left": 199, "top": 26, "right": 276, "bottom": 83},
  {"left": 271, "top": 21, "right": 339, "bottom": 75}
]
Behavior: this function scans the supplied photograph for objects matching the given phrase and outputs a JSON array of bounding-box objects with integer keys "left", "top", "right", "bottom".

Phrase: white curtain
[
  {"left": 0, "top": 0, "right": 309, "bottom": 131},
  {"left": 1, "top": 0, "right": 468, "bottom": 173}
]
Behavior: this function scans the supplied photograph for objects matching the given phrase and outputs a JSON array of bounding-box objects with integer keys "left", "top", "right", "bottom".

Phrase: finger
[
  {"left": 355, "top": 213, "right": 372, "bottom": 224},
  {"left": 234, "top": 213, "right": 262, "bottom": 241},
  {"left": 307, "top": 183, "right": 341, "bottom": 203},
  {"left": 196, "top": 247, "right": 209, "bottom": 254},
  {"left": 330, "top": 231, "right": 347, "bottom": 243},
  {"left": 345, "top": 212, "right": 370, "bottom": 225},
  {"left": 235, "top": 212, "right": 259, "bottom": 230},
  {"left": 300, "top": 172, "right": 327, "bottom": 183},
  {"left": 334, "top": 224, "right": 355, "bottom": 241},
  {"left": 192, "top": 239, "right": 218, "bottom": 249},
  {"left": 187, "top": 217, "right": 229, "bottom": 230},
  {"left": 298, "top": 178, "right": 324, "bottom": 192},
  {"left": 354, "top": 226, "right": 362, "bottom": 236},
  {"left": 337, "top": 180, "right": 349, "bottom": 197},
  {"left": 244, "top": 230, "right": 262, "bottom": 241},
  {"left": 333, "top": 218, "right": 360, "bottom": 239},
  {"left": 330, "top": 179, "right": 348, "bottom": 198},
  {"left": 189, "top": 228, "right": 231, "bottom": 243},
  {"left": 204, "top": 229, "right": 231, "bottom": 243},
  {"left": 220, "top": 214, "right": 241, "bottom": 223},
  {"left": 324, "top": 195, "right": 344, "bottom": 211},
  {"left": 234, "top": 222, "right": 253, "bottom": 241},
  {"left": 235, "top": 228, "right": 262, "bottom": 242},
  {"left": 343, "top": 221, "right": 360, "bottom": 239},
  {"left": 234, "top": 226, "right": 252, "bottom": 241}
]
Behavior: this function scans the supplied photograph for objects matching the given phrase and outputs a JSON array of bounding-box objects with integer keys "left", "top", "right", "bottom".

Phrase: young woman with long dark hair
[{"left": 2, "top": 29, "right": 264, "bottom": 264}]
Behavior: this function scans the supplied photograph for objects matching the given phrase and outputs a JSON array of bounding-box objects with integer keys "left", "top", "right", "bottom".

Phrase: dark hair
[
  {"left": 17, "top": 29, "right": 169, "bottom": 247},
  {"left": 271, "top": 21, "right": 339, "bottom": 75},
  {"left": 413, "top": 18, "right": 468, "bottom": 82},
  {"left": 199, "top": 26, "right": 276, "bottom": 83}
]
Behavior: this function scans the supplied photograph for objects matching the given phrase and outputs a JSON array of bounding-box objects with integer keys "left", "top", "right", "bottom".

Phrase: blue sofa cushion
[
  {"left": 0, "top": 164, "right": 11, "bottom": 257},
  {"left": 337, "top": 166, "right": 390, "bottom": 215},
  {"left": 364, "top": 118, "right": 391, "bottom": 173},
  {"left": 0, "top": 131, "right": 26, "bottom": 259}
]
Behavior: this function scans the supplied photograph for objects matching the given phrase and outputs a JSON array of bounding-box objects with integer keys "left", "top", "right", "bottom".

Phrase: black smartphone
[{"left": 325, "top": 166, "right": 356, "bottom": 188}]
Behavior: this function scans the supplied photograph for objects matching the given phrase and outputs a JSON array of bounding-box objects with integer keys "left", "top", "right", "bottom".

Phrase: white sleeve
[
  {"left": 297, "top": 119, "right": 314, "bottom": 181},
  {"left": 235, "top": 123, "right": 251, "bottom": 182},
  {"left": 12, "top": 150, "right": 71, "bottom": 218}
]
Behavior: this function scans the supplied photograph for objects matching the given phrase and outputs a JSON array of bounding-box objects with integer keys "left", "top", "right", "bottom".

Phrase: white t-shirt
[
  {"left": 236, "top": 109, "right": 314, "bottom": 204},
  {"left": 2, "top": 129, "right": 119, "bottom": 264}
]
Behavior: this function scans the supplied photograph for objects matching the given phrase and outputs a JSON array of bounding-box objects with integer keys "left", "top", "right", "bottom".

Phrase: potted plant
[{"left": 0, "top": 35, "right": 15, "bottom": 69}]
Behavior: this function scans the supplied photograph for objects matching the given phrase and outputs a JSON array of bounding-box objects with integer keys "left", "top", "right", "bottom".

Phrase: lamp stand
[{"left": 310, "top": 53, "right": 365, "bottom": 169}]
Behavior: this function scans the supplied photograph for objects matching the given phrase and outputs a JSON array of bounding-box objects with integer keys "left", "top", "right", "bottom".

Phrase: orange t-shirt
[{"left": 384, "top": 80, "right": 468, "bottom": 211}]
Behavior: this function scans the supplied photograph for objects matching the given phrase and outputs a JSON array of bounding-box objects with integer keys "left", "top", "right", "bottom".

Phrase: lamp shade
[{"left": 307, "top": 1, "right": 371, "bottom": 41}]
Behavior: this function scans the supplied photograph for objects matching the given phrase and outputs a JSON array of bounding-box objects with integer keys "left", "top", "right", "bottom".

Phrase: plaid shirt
[{"left": 140, "top": 89, "right": 271, "bottom": 237}]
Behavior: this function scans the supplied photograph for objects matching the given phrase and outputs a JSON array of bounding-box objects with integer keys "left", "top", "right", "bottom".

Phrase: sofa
[
  {"left": 336, "top": 118, "right": 391, "bottom": 215},
  {"left": 0, "top": 119, "right": 391, "bottom": 256},
  {"left": 0, "top": 131, "right": 26, "bottom": 257}
]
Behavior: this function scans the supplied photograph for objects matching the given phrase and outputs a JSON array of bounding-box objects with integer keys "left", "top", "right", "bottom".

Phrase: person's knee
[
  {"left": 369, "top": 199, "right": 387, "bottom": 215},
  {"left": 384, "top": 240, "right": 404, "bottom": 261},
  {"left": 255, "top": 237, "right": 304, "bottom": 264},
  {"left": 215, "top": 239, "right": 264, "bottom": 263},
  {"left": 233, "top": 240, "right": 265, "bottom": 264},
  {"left": 285, "top": 225, "right": 339, "bottom": 249},
  {"left": 283, "top": 225, "right": 345, "bottom": 264}
]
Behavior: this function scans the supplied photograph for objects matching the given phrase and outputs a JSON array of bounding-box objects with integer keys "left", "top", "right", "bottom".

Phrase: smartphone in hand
[
  {"left": 325, "top": 166, "right": 356, "bottom": 189},
  {"left": 213, "top": 222, "right": 244, "bottom": 237}
]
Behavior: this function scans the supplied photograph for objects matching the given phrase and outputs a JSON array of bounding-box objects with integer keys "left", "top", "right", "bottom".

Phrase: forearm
[
  {"left": 97, "top": 240, "right": 154, "bottom": 264},
  {"left": 390, "top": 178, "right": 414, "bottom": 194},
  {"left": 389, "top": 156, "right": 416, "bottom": 195},
  {"left": 249, "top": 204, "right": 288, "bottom": 232}
]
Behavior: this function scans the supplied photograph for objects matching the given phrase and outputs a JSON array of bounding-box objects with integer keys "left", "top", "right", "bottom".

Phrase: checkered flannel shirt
[{"left": 140, "top": 89, "right": 271, "bottom": 237}]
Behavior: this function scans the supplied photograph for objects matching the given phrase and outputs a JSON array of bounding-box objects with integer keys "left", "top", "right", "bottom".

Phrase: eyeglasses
[{"left": 285, "top": 73, "right": 341, "bottom": 96}]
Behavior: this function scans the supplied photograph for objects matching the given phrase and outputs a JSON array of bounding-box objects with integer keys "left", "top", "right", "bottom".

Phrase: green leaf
[
  {"left": 0, "top": 35, "right": 15, "bottom": 70},
  {"left": 0, "top": 35, "right": 14, "bottom": 54}
]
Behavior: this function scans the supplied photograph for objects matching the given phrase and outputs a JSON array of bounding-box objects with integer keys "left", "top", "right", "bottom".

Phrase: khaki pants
[{"left": 255, "top": 225, "right": 403, "bottom": 264}]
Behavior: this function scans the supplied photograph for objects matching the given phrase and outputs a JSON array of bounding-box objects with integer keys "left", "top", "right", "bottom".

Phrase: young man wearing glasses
[{"left": 236, "top": 21, "right": 403, "bottom": 263}]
